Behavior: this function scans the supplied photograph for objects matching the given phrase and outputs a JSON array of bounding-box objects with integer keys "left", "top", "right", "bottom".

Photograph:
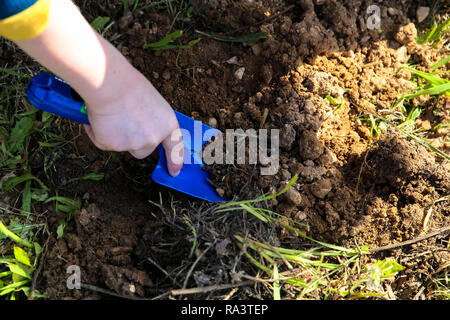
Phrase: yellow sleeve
[{"left": 0, "top": 0, "right": 51, "bottom": 41}]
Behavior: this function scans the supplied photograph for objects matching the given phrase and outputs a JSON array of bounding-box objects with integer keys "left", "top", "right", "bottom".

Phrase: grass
[
  {"left": 0, "top": 217, "right": 46, "bottom": 299},
  {"left": 429, "top": 264, "right": 450, "bottom": 299},
  {"left": 194, "top": 30, "right": 267, "bottom": 43},
  {"left": 357, "top": 53, "right": 450, "bottom": 162},
  {"left": 143, "top": 30, "right": 200, "bottom": 50},
  {"left": 416, "top": 17, "right": 449, "bottom": 47},
  {"left": 217, "top": 176, "right": 406, "bottom": 299},
  {"left": 0, "top": 60, "right": 90, "bottom": 299}
]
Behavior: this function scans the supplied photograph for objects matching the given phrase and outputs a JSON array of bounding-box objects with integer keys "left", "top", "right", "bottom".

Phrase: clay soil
[{"left": 1, "top": 0, "right": 449, "bottom": 300}]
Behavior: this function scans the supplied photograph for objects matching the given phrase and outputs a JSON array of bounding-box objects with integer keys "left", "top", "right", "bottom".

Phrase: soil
[{"left": 1, "top": 0, "right": 449, "bottom": 300}]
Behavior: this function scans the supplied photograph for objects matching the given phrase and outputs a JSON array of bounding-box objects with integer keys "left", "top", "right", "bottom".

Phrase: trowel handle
[{"left": 26, "top": 73, "right": 90, "bottom": 124}]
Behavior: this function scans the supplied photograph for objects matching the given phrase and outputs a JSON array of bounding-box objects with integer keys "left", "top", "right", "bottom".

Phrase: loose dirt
[{"left": 1, "top": 0, "right": 448, "bottom": 299}]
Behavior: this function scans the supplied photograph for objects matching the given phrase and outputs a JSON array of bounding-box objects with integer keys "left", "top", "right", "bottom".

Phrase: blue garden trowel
[{"left": 26, "top": 73, "right": 226, "bottom": 202}]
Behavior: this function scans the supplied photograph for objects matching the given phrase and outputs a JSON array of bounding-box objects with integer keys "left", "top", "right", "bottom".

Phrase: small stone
[
  {"left": 303, "top": 100, "right": 315, "bottom": 114},
  {"left": 162, "top": 69, "right": 171, "bottom": 80},
  {"left": 216, "top": 188, "right": 225, "bottom": 198},
  {"left": 152, "top": 72, "right": 159, "bottom": 79},
  {"left": 226, "top": 56, "right": 240, "bottom": 65},
  {"left": 417, "top": 120, "right": 431, "bottom": 131},
  {"left": 294, "top": 211, "right": 307, "bottom": 221},
  {"left": 234, "top": 67, "right": 245, "bottom": 80},
  {"left": 284, "top": 188, "right": 302, "bottom": 206},
  {"left": 310, "top": 178, "right": 332, "bottom": 199},
  {"left": 78, "top": 208, "right": 90, "bottom": 226},
  {"left": 416, "top": 6, "right": 430, "bottom": 23},
  {"left": 215, "top": 238, "right": 231, "bottom": 256},
  {"left": 387, "top": 7, "right": 397, "bottom": 16},
  {"left": 280, "top": 124, "right": 296, "bottom": 151},
  {"left": 281, "top": 169, "right": 292, "bottom": 181},
  {"left": 396, "top": 68, "right": 411, "bottom": 80},
  {"left": 395, "top": 46, "right": 408, "bottom": 64},
  {"left": 208, "top": 117, "right": 218, "bottom": 128},
  {"left": 298, "top": 130, "right": 324, "bottom": 161},
  {"left": 251, "top": 44, "right": 261, "bottom": 56},
  {"left": 356, "top": 125, "right": 371, "bottom": 140}
]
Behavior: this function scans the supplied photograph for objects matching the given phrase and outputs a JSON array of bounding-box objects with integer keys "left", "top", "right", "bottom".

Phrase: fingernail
[{"left": 169, "top": 169, "right": 181, "bottom": 177}]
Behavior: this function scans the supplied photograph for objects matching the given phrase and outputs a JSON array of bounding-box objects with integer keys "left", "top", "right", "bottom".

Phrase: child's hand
[
  {"left": 83, "top": 72, "right": 184, "bottom": 177},
  {"left": 14, "top": 0, "right": 184, "bottom": 176}
]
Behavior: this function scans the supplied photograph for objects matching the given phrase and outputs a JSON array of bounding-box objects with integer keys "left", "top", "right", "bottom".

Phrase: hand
[
  {"left": 14, "top": 0, "right": 183, "bottom": 175},
  {"left": 83, "top": 72, "right": 184, "bottom": 177}
]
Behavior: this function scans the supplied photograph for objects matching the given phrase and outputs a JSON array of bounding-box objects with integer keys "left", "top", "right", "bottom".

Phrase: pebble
[
  {"left": 152, "top": 71, "right": 159, "bottom": 79},
  {"left": 387, "top": 7, "right": 397, "bottom": 16},
  {"left": 226, "top": 56, "right": 240, "bottom": 65},
  {"left": 208, "top": 117, "right": 218, "bottom": 128},
  {"left": 234, "top": 67, "right": 245, "bottom": 80},
  {"left": 310, "top": 178, "right": 332, "bottom": 199},
  {"left": 395, "top": 46, "right": 408, "bottom": 64},
  {"left": 216, "top": 188, "right": 225, "bottom": 198},
  {"left": 356, "top": 125, "right": 371, "bottom": 140},
  {"left": 416, "top": 6, "right": 430, "bottom": 23},
  {"left": 303, "top": 100, "right": 315, "bottom": 114},
  {"left": 418, "top": 120, "right": 431, "bottom": 131},
  {"left": 284, "top": 188, "right": 302, "bottom": 206},
  {"left": 294, "top": 211, "right": 307, "bottom": 221},
  {"left": 251, "top": 44, "right": 261, "bottom": 56},
  {"left": 162, "top": 69, "right": 171, "bottom": 80},
  {"left": 280, "top": 124, "right": 296, "bottom": 151}
]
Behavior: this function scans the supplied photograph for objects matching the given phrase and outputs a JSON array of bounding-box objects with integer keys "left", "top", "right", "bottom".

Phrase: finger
[
  {"left": 162, "top": 128, "right": 184, "bottom": 177},
  {"left": 129, "top": 146, "right": 156, "bottom": 160}
]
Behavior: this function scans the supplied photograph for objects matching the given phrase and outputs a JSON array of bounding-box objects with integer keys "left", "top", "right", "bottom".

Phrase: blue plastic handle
[
  {"left": 26, "top": 73, "right": 227, "bottom": 202},
  {"left": 26, "top": 73, "right": 90, "bottom": 124}
]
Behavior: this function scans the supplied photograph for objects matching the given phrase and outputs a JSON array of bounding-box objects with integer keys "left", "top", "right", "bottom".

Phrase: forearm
[{"left": 15, "top": 0, "right": 138, "bottom": 109}]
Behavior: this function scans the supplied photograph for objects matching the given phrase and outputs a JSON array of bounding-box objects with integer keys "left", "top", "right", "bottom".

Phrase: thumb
[{"left": 162, "top": 128, "right": 184, "bottom": 177}]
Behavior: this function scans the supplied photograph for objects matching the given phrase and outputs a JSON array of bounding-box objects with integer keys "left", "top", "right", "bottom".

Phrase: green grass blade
[
  {"left": 22, "top": 180, "right": 31, "bottom": 212},
  {"left": 69, "top": 173, "right": 104, "bottom": 182},
  {"left": 1, "top": 173, "right": 49, "bottom": 192},
  {"left": 195, "top": 30, "right": 267, "bottom": 42},
  {"left": 401, "top": 66, "right": 448, "bottom": 86},
  {"left": 6, "top": 263, "right": 31, "bottom": 279},
  {"left": 430, "top": 55, "right": 450, "bottom": 71},
  {"left": 0, "top": 221, "right": 33, "bottom": 248},
  {"left": 0, "top": 280, "right": 30, "bottom": 296},
  {"left": 326, "top": 94, "right": 343, "bottom": 105},
  {"left": 402, "top": 82, "right": 450, "bottom": 100},
  {"left": 13, "top": 246, "right": 32, "bottom": 268},
  {"left": 273, "top": 264, "right": 281, "bottom": 300},
  {"left": 144, "top": 30, "right": 182, "bottom": 48},
  {"left": 8, "top": 117, "right": 34, "bottom": 154},
  {"left": 0, "top": 67, "right": 31, "bottom": 79},
  {"left": 90, "top": 16, "right": 111, "bottom": 32}
]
